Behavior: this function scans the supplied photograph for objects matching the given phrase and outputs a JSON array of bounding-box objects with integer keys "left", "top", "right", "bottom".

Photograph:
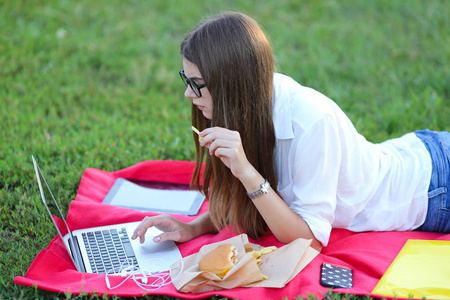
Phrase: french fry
[
  {"left": 191, "top": 126, "right": 203, "bottom": 139},
  {"left": 258, "top": 246, "right": 277, "bottom": 280},
  {"left": 260, "top": 246, "right": 277, "bottom": 255},
  {"left": 246, "top": 245, "right": 277, "bottom": 280},
  {"left": 251, "top": 246, "right": 277, "bottom": 259}
]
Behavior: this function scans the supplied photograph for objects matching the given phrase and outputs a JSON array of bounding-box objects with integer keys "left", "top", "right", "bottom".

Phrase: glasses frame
[{"left": 179, "top": 70, "right": 206, "bottom": 98}]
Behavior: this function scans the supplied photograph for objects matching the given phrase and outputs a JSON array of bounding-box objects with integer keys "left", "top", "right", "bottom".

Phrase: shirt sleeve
[{"left": 288, "top": 114, "right": 342, "bottom": 246}]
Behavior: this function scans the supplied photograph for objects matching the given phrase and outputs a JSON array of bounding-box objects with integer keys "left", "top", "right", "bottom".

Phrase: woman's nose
[{"left": 184, "top": 85, "right": 198, "bottom": 98}]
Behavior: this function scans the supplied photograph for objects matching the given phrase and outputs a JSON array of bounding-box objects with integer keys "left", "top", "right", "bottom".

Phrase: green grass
[{"left": 1, "top": 0, "right": 449, "bottom": 299}]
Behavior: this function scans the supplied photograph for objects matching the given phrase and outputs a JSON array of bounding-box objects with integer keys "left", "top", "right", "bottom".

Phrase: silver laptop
[{"left": 32, "top": 155, "right": 182, "bottom": 275}]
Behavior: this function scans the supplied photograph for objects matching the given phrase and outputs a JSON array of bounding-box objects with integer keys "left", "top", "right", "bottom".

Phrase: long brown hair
[{"left": 181, "top": 12, "right": 277, "bottom": 240}]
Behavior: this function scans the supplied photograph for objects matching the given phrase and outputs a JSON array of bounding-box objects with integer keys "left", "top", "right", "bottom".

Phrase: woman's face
[{"left": 182, "top": 58, "right": 213, "bottom": 120}]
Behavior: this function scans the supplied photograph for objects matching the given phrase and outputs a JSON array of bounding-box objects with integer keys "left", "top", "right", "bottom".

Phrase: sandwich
[{"left": 199, "top": 244, "right": 238, "bottom": 278}]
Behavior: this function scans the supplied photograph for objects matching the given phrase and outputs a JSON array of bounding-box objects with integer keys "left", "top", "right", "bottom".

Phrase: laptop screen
[{"left": 32, "top": 155, "right": 84, "bottom": 271}]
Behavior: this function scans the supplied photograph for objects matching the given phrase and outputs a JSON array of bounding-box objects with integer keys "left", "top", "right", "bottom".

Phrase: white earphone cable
[{"left": 104, "top": 258, "right": 184, "bottom": 291}]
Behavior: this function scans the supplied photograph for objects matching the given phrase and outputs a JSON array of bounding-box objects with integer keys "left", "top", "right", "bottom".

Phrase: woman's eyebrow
[
  {"left": 184, "top": 72, "right": 203, "bottom": 80},
  {"left": 188, "top": 75, "right": 203, "bottom": 81}
]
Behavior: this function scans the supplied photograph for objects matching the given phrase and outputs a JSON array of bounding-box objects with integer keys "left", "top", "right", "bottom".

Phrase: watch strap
[{"left": 247, "top": 179, "right": 270, "bottom": 199}]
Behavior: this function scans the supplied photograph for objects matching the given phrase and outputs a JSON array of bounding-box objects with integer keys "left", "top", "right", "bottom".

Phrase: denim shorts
[{"left": 414, "top": 129, "right": 450, "bottom": 232}]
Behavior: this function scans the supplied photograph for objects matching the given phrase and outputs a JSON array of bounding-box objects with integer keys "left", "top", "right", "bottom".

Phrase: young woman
[{"left": 132, "top": 11, "right": 450, "bottom": 251}]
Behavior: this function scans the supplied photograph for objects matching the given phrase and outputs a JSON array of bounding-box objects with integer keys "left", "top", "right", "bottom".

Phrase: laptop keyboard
[{"left": 82, "top": 227, "right": 139, "bottom": 274}]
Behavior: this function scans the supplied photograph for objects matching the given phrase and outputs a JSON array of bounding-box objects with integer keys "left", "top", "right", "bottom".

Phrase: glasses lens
[
  {"left": 191, "top": 84, "right": 200, "bottom": 97},
  {"left": 179, "top": 70, "right": 189, "bottom": 87},
  {"left": 179, "top": 70, "right": 201, "bottom": 97}
]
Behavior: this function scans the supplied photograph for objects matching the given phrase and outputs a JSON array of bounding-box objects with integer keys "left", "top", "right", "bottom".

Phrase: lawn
[{"left": 1, "top": 0, "right": 449, "bottom": 299}]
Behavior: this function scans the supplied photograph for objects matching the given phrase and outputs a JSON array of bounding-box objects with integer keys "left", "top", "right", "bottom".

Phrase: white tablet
[{"left": 102, "top": 178, "right": 205, "bottom": 216}]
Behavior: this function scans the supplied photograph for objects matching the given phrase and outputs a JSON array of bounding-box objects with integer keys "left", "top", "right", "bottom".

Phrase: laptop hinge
[{"left": 68, "top": 236, "right": 86, "bottom": 273}]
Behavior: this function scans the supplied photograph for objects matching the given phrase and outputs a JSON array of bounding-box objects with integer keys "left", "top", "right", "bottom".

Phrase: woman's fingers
[
  {"left": 131, "top": 216, "right": 152, "bottom": 243},
  {"left": 198, "top": 127, "right": 253, "bottom": 178},
  {"left": 131, "top": 215, "right": 176, "bottom": 244},
  {"left": 131, "top": 214, "right": 195, "bottom": 244},
  {"left": 200, "top": 127, "right": 237, "bottom": 144},
  {"left": 155, "top": 230, "right": 183, "bottom": 243},
  {"left": 200, "top": 127, "right": 241, "bottom": 155},
  {"left": 209, "top": 138, "right": 240, "bottom": 156}
]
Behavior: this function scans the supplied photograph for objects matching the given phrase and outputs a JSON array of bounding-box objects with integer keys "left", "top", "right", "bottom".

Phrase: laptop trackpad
[
  {"left": 134, "top": 232, "right": 182, "bottom": 273},
  {"left": 140, "top": 237, "right": 175, "bottom": 255}
]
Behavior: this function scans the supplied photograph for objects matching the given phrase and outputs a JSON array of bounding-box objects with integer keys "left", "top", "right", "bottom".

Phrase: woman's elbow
[{"left": 276, "top": 233, "right": 323, "bottom": 252}]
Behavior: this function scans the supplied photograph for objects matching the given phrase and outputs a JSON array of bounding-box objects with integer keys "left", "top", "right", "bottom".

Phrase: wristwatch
[{"left": 247, "top": 179, "right": 270, "bottom": 199}]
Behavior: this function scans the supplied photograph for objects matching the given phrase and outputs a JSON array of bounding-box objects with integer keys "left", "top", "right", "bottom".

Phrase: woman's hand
[
  {"left": 199, "top": 127, "right": 255, "bottom": 180},
  {"left": 131, "top": 215, "right": 195, "bottom": 244},
  {"left": 131, "top": 212, "right": 216, "bottom": 244}
]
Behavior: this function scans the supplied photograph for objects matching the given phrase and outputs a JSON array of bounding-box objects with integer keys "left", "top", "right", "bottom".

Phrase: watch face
[
  {"left": 261, "top": 180, "right": 270, "bottom": 193},
  {"left": 247, "top": 179, "right": 270, "bottom": 199}
]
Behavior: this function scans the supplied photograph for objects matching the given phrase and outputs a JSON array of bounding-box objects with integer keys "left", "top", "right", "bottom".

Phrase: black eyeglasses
[{"left": 179, "top": 70, "right": 206, "bottom": 98}]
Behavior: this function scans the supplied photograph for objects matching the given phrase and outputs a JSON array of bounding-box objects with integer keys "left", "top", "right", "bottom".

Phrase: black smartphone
[{"left": 320, "top": 262, "right": 353, "bottom": 289}]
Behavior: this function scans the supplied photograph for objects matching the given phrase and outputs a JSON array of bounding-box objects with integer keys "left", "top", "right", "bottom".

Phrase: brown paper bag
[{"left": 171, "top": 234, "right": 319, "bottom": 293}]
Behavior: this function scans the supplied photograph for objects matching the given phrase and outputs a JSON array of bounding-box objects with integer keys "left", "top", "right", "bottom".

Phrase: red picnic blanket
[{"left": 14, "top": 160, "right": 450, "bottom": 299}]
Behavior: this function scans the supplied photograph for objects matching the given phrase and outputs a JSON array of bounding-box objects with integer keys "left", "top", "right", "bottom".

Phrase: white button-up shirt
[{"left": 272, "top": 73, "right": 431, "bottom": 246}]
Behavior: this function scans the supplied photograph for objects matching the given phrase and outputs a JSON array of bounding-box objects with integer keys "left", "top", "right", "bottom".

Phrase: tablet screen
[{"left": 102, "top": 178, "right": 205, "bottom": 215}]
